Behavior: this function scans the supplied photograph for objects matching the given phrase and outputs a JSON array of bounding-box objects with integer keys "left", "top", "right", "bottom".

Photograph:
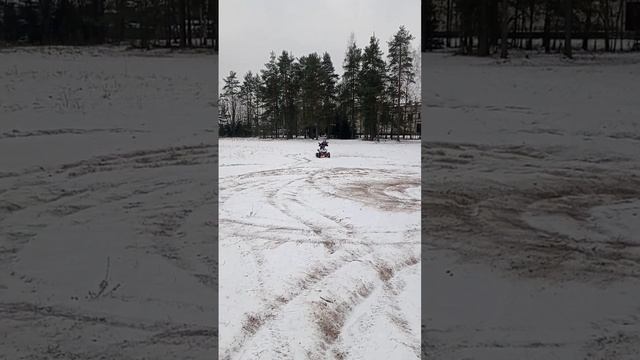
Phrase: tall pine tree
[
  {"left": 342, "top": 34, "right": 362, "bottom": 138},
  {"left": 320, "top": 52, "right": 339, "bottom": 138},
  {"left": 277, "top": 51, "right": 298, "bottom": 139},
  {"left": 222, "top": 71, "right": 240, "bottom": 128},
  {"left": 240, "top": 71, "right": 260, "bottom": 136},
  {"left": 358, "top": 35, "right": 386, "bottom": 140},
  {"left": 387, "top": 26, "right": 415, "bottom": 140},
  {"left": 299, "top": 53, "right": 323, "bottom": 139},
  {"left": 259, "top": 52, "right": 281, "bottom": 138}
]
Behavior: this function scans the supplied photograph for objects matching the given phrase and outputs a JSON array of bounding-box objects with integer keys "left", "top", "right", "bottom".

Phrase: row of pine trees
[
  {"left": 0, "top": 0, "right": 217, "bottom": 49},
  {"left": 219, "top": 26, "right": 420, "bottom": 140},
  {"left": 423, "top": 0, "right": 640, "bottom": 57}
]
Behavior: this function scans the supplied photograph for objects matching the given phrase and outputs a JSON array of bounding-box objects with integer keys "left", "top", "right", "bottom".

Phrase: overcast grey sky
[{"left": 220, "top": 0, "right": 420, "bottom": 86}]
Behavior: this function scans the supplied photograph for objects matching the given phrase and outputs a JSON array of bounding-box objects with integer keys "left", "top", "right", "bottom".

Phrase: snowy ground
[
  {"left": 0, "top": 47, "right": 218, "bottom": 359},
  {"left": 219, "top": 138, "right": 421, "bottom": 359},
  {"left": 423, "top": 51, "right": 640, "bottom": 359}
]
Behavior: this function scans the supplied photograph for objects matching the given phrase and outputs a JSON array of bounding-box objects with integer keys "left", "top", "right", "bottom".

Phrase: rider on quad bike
[{"left": 316, "top": 138, "right": 330, "bottom": 158}]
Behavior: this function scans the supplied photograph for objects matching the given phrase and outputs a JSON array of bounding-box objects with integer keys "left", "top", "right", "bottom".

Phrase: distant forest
[
  {"left": 0, "top": 0, "right": 218, "bottom": 49},
  {"left": 423, "top": 0, "right": 640, "bottom": 57},
  {"left": 219, "top": 27, "right": 421, "bottom": 141}
]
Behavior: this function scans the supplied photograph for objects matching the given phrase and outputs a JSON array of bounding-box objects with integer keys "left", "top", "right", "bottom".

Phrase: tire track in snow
[{"left": 220, "top": 146, "right": 420, "bottom": 359}]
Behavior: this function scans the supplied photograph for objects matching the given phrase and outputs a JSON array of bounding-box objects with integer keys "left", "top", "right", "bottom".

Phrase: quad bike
[
  {"left": 316, "top": 140, "right": 330, "bottom": 158},
  {"left": 316, "top": 148, "right": 330, "bottom": 158}
]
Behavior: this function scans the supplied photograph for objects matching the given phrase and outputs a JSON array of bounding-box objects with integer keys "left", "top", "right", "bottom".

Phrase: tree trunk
[
  {"left": 527, "top": 1, "right": 535, "bottom": 50},
  {"left": 543, "top": 1, "right": 551, "bottom": 53},
  {"left": 500, "top": 0, "right": 509, "bottom": 58},
  {"left": 603, "top": 0, "right": 611, "bottom": 51},
  {"left": 40, "top": 0, "right": 52, "bottom": 44},
  {"left": 614, "top": 0, "right": 625, "bottom": 51},
  {"left": 513, "top": 5, "right": 519, "bottom": 47},
  {"left": 119, "top": 0, "right": 126, "bottom": 42},
  {"left": 564, "top": 0, "right": 573, "bottom": 58},
  {"left": 179, "top": 0, "right": 187, "bottom": 48},
  {"left": 187, "top": 0, "right": 193, "bottom": 47},
  {"left": 396, "top": 48, "right": 402, "bottom": 138},
  {"left": 478, "top": 0, "right": 490, "bottom": 56},
  {"left": 446, "top": 0, "right": 452, "bottom": 47},
  {"left": 166, "top": 0, "right": 172, "bottom": 48},
  {"left": 583, "top": 6, "right": 592, "bottom": 51}
]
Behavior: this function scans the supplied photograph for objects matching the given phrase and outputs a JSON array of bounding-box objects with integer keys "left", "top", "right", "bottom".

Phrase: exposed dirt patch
[
  {"left": 242, "top": 313, "right": 266, "bottom": 335},
  {"left": 375, "top": 261, "right": 395, "bottom": 282},
  {"left": 312, "top": 282, "right": 374, "bottom": 344}
]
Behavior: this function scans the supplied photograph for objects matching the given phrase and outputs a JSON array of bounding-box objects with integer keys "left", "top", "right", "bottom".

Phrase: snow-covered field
[
  {"left": 423, "top": 51, "right": 640, "bottom": 359},
  {"left": 219, "top": 139, "right": 421, "bottom": 359},
  {"left": 0, "top": 47, "right": 217, "bottom": 359},
  {"left": 5, "top": 46, "right": 638, "bottom": 359}
]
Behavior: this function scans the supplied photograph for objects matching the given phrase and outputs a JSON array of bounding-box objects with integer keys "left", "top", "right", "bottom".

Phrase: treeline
[
  {"left": 219, "top": 26, "right": 421, "bottom": 140},
  {"left": 0, "top": 0, "right": 217, "bottom": 49},
  {"left": 423, "top": 0, "right": 640, "bottom": 57}
]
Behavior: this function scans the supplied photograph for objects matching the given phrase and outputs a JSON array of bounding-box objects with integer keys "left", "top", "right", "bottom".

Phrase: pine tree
[
  {"left": 358, "top": 35, "right": 386, "bottom": 140},
  {"left": 335, "top": 81, "right": 353, "bottom": 139},
  {"left": 342, "top": 34, "right": 362, "bottom": 138},
  {"left": 259, "top": 52, "right": 281, "bottom": 138},
  {"left": 222, "top": 71, "right": 241, "bottom": 129},
  {"left": 299, "top": 53, "right": 323, "bottom": 139},
  {"left": 320, "top": 52, "right": 339, "bottom": 138},
  {"left": 387, "top": 26, "right": 415, "bottom": 140},
  {"left": 240, "top": 71, "right": 260, "bottom": 135},
  {"left": 277, "top": 51, "right": 298, "bottom": 139},
  {"left": 564, "top": 0, "right": 573, "bottom": 58},
  {"left": 500, "top": 0, "right": 509, "bottom": 58},
  {"left": 251, "top": 73, "right": 262, "bottom": 136}
]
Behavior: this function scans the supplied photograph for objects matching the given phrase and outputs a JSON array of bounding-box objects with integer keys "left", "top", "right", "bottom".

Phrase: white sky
[{"left": 219, "top": 0, "right": 420, "bottom": 86}]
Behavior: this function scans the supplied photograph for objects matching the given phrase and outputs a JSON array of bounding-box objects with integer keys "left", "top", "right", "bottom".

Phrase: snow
[
  {"left": 0, "top": 47, "right": 217, "bottom": 359},
  {"left": 4, "top": 45, "right": 638, "bottom": 359},
  {"left": 423, "top": 51, "right": 640, "bottom": 359},
  {"left": 219, "top": 138, "right": 421, "bottom": 359}
]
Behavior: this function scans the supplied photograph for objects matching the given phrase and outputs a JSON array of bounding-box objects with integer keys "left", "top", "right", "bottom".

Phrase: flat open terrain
[
  {"left": 219, "top": 138, "right": 421, "bottom": 359},
  {"left": 423, "top": 51, "right": 640, "bottom": 359},
  {"left": 0, "top": 47, "right": 217, "bottom": 359}
]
